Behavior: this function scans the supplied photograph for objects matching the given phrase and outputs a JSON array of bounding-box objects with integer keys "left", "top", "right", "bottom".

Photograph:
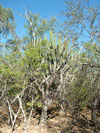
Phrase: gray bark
[
  {"left": 39, "top": 97, "right": 48, "bottom": 127},
  {"left": 39, "top": 89, "right": 52, "bottom": 127},
  {"left": 91, "top": 99, "right": 97, "bottom": 133}
]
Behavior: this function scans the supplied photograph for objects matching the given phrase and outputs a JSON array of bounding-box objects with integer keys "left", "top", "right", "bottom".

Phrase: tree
[
  {"left": 0, "top": 5, "right": 16, "bottom": 99},
  {"left": 24, "top": 10, "right": 56, "bottom": 45},
  {"left": 0, "top": 4, "right": 16, "bottom": 57},
  {"left": 0, "top": 4, "right": 15, "bottom": 39},
  {"left": 62, "top": 1, "right": 100, "bottom": 131},
  {"left": 22, "top": 30, "right": 79, "bottom": 127},
  {"left": 63, "top": 0, "right": 100, "bottom": 45},
  {"left": 80, "top": 43, "right": 100, "bottom": 132}
]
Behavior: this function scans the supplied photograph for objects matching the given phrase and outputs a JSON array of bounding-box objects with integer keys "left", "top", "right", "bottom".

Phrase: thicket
[{"left": 0, "top": 1, "right": 100, "bottom": 133}]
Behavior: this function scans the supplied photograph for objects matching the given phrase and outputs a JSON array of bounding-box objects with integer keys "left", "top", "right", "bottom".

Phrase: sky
[
  {"left": 0, "top": 0, "right": 100, "bottom": 37},
  {"left": 0, "top": 0, "right": 66, "bottom": 37}
]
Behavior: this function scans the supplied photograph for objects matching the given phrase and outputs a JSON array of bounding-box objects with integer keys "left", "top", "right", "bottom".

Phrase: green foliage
[
  {"left": 69, "top": 71, "right": 90, "bottom": 108},
  {"left": 24, "top": 11, "right": 56, "bottom": 45},
  {"left": 26, "top": 95, "right": 43, "bottom": 110},
  {"left": 0, "top": 3, "right": 100, "bottom": 129},
  {"left": 0, "top": 4, "right": 15, "bottom": 38}
]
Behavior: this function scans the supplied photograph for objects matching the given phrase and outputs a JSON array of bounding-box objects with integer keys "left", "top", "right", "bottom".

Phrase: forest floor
[{"left": 0, "top": 106, "right": 100, "bottom": 133}]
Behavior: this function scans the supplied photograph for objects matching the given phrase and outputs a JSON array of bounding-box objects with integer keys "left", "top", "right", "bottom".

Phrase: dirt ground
[
  {"left": 0, "top": 113, "right": 65, "bottom": 133},
  {"left": 0, "top": 110, "right": 72, "bottom": 133},
  {"left": 0, "top": 107, "right": 100, "bottom": 133}
]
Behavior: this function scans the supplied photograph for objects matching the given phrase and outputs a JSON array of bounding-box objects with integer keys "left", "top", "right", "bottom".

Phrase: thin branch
[{"left": 80, "top": 63, "right": 100, "bottom": 68}]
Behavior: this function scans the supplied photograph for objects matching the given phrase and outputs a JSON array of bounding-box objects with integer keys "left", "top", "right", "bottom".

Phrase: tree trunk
[
  {"left": 91, "top": 99, "right": 97, "bottom": 133},
  {"left": 39, "top": 85, "right": 52, "bottom": 127},
  {"left": 39, "top": 96, "right": 48, "bottom": 127}
]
